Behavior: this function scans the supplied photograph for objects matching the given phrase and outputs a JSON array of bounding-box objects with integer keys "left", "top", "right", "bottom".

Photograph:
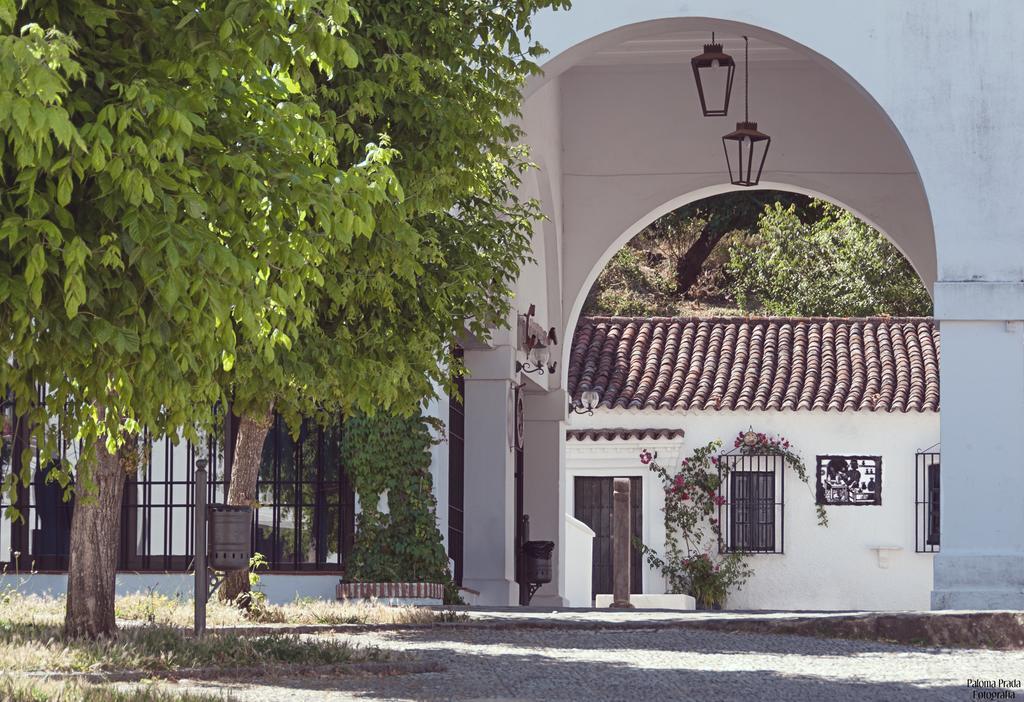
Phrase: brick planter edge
[{"left": 337, "top": 582, "right": 445, "bottom": 602}]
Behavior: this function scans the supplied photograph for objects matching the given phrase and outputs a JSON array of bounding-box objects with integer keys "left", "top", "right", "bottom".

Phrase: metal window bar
[
  {"left": 718, "top": 451, "right": 784, "bottom": 554},
  {"left": 2, "top": 392, "right": 354, "bottom": 573},
  {"left": 252, "top": 413, "right": 354, "bottom": 572},
  {"left": 915, "top": 444, "right": 940, "bottom": 553}
]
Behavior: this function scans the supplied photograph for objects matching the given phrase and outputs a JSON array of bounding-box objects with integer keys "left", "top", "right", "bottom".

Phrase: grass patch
[
  {"left": 0, "top": 592, "right": 462, "bottom": 628},
  {"left": 0, "top": 621, "right": 384, "bottom": 674},
  {"left": 0, "top": 676, "right": 234, "bottom": 701}
]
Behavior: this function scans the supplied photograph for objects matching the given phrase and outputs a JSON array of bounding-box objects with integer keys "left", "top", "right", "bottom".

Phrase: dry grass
[
  {"left": 0, "top": 594, "right": 412, "bottom": 676},
  {"left": 0, "top": 676, "right": 235, "bottom": 702},
  {"left": 0, "top": 592, "right": 462, "bottom": 628},
  {"left": 0, "top": 621, "right": 382, "bottom": 674}
]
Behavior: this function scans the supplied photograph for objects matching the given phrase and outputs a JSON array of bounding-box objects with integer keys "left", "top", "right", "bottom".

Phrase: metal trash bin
[
  {"left": 523, "top": 540, "right": 555, "bottom": 584},
  {"left": 207, "top": 504, "right": 252, "bottom": 570}
]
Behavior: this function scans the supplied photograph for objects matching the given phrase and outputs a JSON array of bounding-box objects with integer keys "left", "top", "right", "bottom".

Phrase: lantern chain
[{"left": 743, "top": 35, "right": 749, "bottom": 124}]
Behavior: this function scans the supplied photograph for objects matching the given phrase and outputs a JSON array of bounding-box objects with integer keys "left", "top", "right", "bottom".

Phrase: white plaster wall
[
  {"left": 0, "top": 572, "right": 343, "bottom": 605},
  {"left": 424, "top": 385, "right": 450, "bottom": 550},
  {"left": 566, "top": 409, "right": 939, "bottom": 611},
  {"left": 563, "top": 514, "right": 595, "bottom": 607}
]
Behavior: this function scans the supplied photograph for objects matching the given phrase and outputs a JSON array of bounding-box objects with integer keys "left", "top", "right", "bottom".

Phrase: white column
[
  {"left": 933, "top": 286, "right": 1024, "bottom": 608},
  {"left": 462, "top": 346, "right": 518, "bottom": 605},
  {"left": 523, "top": 389, "right": 568, "bottom": 607}
]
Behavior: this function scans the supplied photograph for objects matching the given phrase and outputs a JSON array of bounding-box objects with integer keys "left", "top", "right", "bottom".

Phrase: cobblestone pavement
[{"left": 163, "top": 623, "right": 1024, "bottom": 701}]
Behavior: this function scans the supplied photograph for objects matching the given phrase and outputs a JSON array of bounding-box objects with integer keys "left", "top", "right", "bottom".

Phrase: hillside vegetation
[{"left": 581, "top": 193, "right": 932, "bottom": 319}]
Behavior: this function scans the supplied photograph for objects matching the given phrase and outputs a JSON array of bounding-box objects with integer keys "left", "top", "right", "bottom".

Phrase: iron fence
[{"left": 0, "top": 403, "right": 354, "bottom": 573}]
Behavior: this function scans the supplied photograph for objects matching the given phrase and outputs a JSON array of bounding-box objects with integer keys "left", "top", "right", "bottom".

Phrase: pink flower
[
  {"left": 674, "top": 475, "right": 685, "bottom": 486},
  {"left": 710, "top": 456, "right": 718, "bottom": 465},
  {"left": 680, "top": 492, "right": 690, "bottom": 501},
  {"left": 783, "top": 441, "right": 790, "bottom": 448},
  {"left": 640, "top": 450, "right": 652, "bottom": 465},
  {"left": 714, "top": 495, "right": 727, "bottom": 506},
  {"left": 734, "top": 439, "right": 741, "bottom": 448}
]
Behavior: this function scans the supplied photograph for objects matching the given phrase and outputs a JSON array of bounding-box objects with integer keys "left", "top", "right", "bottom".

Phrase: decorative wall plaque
[{"left": 816, "top": 455, "right": 881, "bottom": 506}]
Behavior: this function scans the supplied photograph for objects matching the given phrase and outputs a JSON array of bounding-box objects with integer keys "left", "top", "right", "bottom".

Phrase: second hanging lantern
[{"left": 722, "top": 36, "right": 771, "bottom": 187}]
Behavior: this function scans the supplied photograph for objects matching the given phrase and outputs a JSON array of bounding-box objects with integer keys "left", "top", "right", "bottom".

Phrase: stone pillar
[
  {"left": 462, "top": 345, "right": 517, "bottom": 605},
  {"left": 523, "top": 389, "right": 568, "bottom": 606},
  {"left": 933, "top": 284, "right": 1024, "bottom": 609},
  {"left": 610, "top": 478, "right": 634, "bottom": 609}
]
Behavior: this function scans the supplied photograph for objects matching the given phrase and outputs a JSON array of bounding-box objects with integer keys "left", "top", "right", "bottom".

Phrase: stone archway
[{"left": 492, "top": 7, "right": 1024, "bottom": 611}]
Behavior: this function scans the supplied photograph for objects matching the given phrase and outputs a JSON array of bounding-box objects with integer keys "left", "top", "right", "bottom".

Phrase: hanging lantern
[
  {"left": 722, "top": 36, "right": 771, "bottom": 187},
  {"left": 690, "top": 32, "right": 735, "bottom": 117}
]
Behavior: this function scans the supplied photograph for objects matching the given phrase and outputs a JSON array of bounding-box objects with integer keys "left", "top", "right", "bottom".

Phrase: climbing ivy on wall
[{"left": 341, "top": 413, "right": 457, "bottom": 602}]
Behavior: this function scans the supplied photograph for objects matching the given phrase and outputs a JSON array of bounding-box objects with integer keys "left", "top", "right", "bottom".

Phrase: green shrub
[{"left": 341, "top": 413, "right": 459, "bottom": 603}]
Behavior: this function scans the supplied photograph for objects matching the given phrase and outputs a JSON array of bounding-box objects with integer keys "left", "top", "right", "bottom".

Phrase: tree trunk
[
  {"left": 674, "top": 221, "right": 732, "bottom": 296},
  {"left": 219, "top": 404, "right": 274, "bottom": 606},
  {"left": 64, "top": 439, "right": 135, "bottom": 639}
]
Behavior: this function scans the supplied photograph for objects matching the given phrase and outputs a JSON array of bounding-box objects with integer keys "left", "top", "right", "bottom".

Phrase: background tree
[
  {"left": 728, "top": 202, "right": 932, "bottom": 317},
  {"left": 583, "top": 191, "right": 813, "bottom": 316},
  {"left": 584, "top": 194, "right": 930, "bottom": 318},
  {"left": 666, "top": 192, "right": 814, "bottom": 295},
  {"left": 0, "top": 1, "right": 387, "bottom": 637}
]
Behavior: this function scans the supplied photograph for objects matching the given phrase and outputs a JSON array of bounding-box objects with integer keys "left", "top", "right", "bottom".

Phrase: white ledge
[{"left": 868, "top": 545, "right": 903, "bottom": 569}]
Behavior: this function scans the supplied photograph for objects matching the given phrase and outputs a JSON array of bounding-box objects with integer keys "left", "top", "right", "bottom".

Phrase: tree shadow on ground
[{"left": 172, "top": 625, "right": 1002, "bottom": 701}]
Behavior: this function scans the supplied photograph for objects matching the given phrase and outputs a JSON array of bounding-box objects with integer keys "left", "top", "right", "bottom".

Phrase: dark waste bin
[
  {"left": 208, "top": 504, "right": 253, "bottom": 570},
  {"left": 523, "top": 540, "right": 555, "bottom": 584}
]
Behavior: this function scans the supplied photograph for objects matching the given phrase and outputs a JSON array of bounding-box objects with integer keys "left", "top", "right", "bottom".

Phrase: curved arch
[
  {"left": 520, "top": 15, "right": 939, "bottom": 405},
  {"left": 558, "top": 181, "right": 931, "bottom": 394}
]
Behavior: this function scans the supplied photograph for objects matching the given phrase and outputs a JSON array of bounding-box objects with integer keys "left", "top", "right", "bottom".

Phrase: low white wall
[
  {"left": 566, "top": 409, "right": 939, "bottom": 611},
  {"left": 0, "top": 572, "right": 342, "bottom": 605},
  {"left": 563, "top": 514, "right": 595, "bottom": 607}
]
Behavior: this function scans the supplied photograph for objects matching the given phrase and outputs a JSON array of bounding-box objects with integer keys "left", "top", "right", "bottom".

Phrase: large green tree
[
  {"left": 728, "top": 202, "right": 932, "bottom": 317},
  {"left": 217, "top": 0, "right": 566, "bottom": 602},
  {"left": 0, "top": 0, "right": 568, "bottom": 631},
  {"left": 0, "top": 0, "right": 401, "bottom": 638}
]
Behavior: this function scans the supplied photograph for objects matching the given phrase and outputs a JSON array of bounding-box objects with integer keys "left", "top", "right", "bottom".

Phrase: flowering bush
[
  {"left": 732, "top": 430, "right": 827, "bottom": 527},
  {"left": 638, "top": 440, "right": 752, "bottom": 608},
  {"left": 639, "top": 430, "right": 826, "bottom": 608}
]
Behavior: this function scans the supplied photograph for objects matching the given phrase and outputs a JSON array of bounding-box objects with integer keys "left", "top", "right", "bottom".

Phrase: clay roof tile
[{"left": 567, "top": 316, "right": 939, "bottom": 414}]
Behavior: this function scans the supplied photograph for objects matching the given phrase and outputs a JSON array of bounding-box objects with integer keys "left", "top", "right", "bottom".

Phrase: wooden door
[{"left": 573, "top": 476, "right": 643, "bottom": 598}]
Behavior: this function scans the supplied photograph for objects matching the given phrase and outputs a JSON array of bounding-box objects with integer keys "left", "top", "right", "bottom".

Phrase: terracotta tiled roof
[
  {"left": 568, "top": 316, "right": 939, "bottom": 413},
  {"left": 566, "top": 428, "right": 685, "bottom": 442}
]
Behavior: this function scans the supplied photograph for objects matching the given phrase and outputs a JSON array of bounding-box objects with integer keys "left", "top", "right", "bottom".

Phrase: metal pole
[{"left": 194, "top": 457, "right": 208, "bottom": 638}]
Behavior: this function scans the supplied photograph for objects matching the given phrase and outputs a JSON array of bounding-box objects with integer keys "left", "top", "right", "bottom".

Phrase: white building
[
  {"left": 452, "top": 1, "right": 1024, "bottom": 611},
  {"left": 562, "top": 316, "right": 939, "bottom": 610}
]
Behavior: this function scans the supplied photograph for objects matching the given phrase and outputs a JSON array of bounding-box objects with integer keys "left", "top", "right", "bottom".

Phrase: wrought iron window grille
[
  {"left": 717, "top": 447, "right": 785, "bottom": 554},
  {"left": 915, "top": 444, "right": 940, "bottom": 553}
]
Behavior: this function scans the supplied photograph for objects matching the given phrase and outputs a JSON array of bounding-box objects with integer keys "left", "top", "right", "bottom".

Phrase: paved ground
[{"left": 160, "top": 615, "right": 1024, "bottom": 701}]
